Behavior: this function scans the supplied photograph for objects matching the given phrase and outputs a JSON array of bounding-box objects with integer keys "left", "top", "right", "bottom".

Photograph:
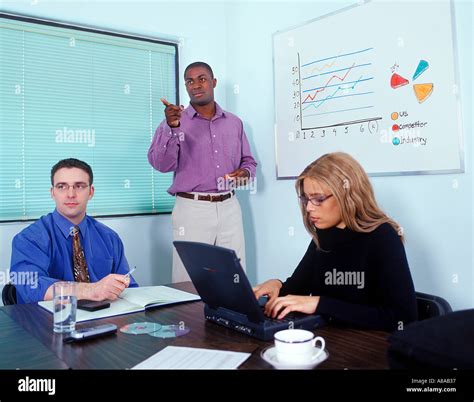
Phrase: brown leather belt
[{"left": 177, "top": 190, "right": 235, "bottom": 202}]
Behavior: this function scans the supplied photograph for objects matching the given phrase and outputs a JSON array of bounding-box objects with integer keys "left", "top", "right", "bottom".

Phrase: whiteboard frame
[{"left": 272, "top": 0, "right": 465, "bottom": 179}]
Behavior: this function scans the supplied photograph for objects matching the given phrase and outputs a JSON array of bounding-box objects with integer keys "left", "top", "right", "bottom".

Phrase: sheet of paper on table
[{"left": 132, "top": 346, "right": 251, "bottom": 369}]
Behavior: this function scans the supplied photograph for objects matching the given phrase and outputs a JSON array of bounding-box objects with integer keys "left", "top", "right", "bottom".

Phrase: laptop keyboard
[{"left": 263, "top": 311, "right": 308, "bottom": 325}]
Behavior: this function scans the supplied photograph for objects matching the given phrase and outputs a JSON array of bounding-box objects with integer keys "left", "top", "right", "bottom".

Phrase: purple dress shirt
[{"left": 148, "top": 103, "right": 257, "bottom": 195}]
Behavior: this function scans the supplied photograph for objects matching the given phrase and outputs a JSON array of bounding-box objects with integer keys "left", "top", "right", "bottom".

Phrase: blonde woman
[{"left": 253, "top": 152, "right": 417, "bottom": 331}]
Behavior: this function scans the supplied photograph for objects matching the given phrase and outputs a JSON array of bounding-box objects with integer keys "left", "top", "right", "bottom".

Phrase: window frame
[{"left": 0, "top": 12, "right": 179, "bottom": 223}]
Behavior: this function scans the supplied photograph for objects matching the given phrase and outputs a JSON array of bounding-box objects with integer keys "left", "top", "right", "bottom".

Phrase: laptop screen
[{"left": 173, "top": 241, "right": 265, "bottom": 324}]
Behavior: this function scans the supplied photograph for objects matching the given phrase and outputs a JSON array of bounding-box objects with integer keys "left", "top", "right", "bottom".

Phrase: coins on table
[
  {"left": 147, "top": 324, "right": 191, "bottom": 339},
  {"left": 120, "top": 322, "right": 162, "bottom": 335}
]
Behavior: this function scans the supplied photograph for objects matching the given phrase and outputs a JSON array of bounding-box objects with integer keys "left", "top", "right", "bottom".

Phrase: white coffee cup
[{"left": 274, "top": 329, "right": 325, "bottom": 365}]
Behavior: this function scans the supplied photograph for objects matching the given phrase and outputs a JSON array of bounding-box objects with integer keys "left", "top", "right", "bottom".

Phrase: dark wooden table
[{"left": 0, "top": 282, "right": 389, "bottom": 369}]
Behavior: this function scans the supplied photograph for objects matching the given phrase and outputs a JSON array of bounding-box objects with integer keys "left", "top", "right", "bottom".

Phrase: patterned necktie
[{"left": 72, "top": 226, "right": 90, "bottom": 283}]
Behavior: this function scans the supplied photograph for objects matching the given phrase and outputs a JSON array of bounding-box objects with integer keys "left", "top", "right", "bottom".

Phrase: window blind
[{"left": 0, "top": 14, "right": 177, "bottom": 222}]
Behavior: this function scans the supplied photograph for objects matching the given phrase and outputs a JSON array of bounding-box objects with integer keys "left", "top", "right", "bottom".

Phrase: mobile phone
[
  {"left": 77, "top": 299, "right": 110, "bottom": 312},
  {"left": 63, "top": 324, "right": 117, "bottom": 343}
]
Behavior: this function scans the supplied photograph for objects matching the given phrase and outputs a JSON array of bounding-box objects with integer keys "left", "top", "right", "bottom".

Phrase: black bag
[{"left": 387, "top": 309, "right": 474, "bottom": 369}]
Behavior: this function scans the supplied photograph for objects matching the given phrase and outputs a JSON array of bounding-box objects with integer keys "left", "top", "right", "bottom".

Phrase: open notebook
[{"left": 38, "top": 286, "right": 201, "bottom": 322}]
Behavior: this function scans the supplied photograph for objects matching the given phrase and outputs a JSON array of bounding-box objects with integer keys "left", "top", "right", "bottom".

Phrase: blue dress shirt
[{"left": 10, "top": 209, "right": 138, "bottom": 304}]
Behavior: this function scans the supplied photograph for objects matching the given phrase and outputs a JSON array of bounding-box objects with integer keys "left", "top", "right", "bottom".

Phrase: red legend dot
[{"left": 392, "top": 124, "right": 400, "bottom": 131}]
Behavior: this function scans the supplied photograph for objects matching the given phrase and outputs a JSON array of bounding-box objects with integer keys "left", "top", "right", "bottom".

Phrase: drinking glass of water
[{"left": 53, "top": 281, "right": 77, "bottom": 333}]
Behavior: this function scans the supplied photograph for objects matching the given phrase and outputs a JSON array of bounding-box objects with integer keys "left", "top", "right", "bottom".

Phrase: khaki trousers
[{"left": 171, "top": 193, "right": 246, "bottom": 283}]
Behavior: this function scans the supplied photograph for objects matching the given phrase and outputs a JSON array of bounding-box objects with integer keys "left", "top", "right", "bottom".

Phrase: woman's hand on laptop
[
  {"left": 253, "top": 279, "right": 282, "bottom": 304},
  {"left": 265, "top": 295, "right": 320, "bottom": 319}
]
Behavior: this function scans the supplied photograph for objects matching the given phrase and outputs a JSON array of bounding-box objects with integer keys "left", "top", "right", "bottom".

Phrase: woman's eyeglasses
[{"left": 298, "top": 194, "right": 333, "bottom": 206}]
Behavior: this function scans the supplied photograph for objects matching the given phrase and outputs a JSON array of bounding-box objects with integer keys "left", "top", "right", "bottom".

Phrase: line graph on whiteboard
[{"left": 296, "top": 47, "right": 381, "bottom": 132}]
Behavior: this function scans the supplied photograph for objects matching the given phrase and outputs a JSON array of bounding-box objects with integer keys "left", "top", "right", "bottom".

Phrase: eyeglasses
[
  {"left": 298, "top": 194, "right": 333, "bottom": 206},
  {"left": 54, "top": 183, "right": 89, "bottom": 193}
]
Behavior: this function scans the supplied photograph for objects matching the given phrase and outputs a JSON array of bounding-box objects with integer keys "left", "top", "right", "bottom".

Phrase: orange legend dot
[
  {"left": 391, "top": 112, "right": 399, "bottom": 120},
  {"left": 392, "top": 124, "right": 400, "bottom": 131}
]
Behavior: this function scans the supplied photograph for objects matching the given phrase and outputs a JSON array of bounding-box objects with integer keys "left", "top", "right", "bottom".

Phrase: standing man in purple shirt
[{"left": 148, "top": 62, "right": 257, "bottom": 282}]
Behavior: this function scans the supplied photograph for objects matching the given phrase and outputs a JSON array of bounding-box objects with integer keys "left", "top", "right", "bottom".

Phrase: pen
[{"left": 124, "top": 266, "right": 136, "bottom": 279}]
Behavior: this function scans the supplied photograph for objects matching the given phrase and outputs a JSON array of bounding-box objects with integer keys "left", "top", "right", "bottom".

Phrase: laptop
[{"left": 173, "top": 241, "right": 325, "bottom": 341}]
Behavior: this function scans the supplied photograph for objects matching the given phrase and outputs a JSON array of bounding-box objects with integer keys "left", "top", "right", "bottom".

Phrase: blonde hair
[{"left": 295, "top": 152, "right": 403, "bottom": 248}]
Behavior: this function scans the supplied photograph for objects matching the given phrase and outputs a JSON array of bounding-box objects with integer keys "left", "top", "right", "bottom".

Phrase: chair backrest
[
  {"left": 416, "top": 291, "right": 452, "bottom": 321},
  {"left": 2, "top": 283, "right": 17, "bottom": 305}
]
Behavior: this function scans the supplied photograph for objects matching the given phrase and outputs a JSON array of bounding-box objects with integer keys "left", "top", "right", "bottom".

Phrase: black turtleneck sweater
[{"left": 280, "top": 223, "right": 417, "bottom": 331}]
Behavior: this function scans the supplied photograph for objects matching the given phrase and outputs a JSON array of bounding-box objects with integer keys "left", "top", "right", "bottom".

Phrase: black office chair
[
  {"left": 415, "top": 291, "right": 452, "bottom": 321},
  {"left": 2, "top": 283, "right": 17, "bottom": 305}
]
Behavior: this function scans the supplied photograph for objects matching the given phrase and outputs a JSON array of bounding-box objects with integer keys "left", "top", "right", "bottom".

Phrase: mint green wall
[{"left": 1, "top": 1, "right": 472, "bottom": 310}]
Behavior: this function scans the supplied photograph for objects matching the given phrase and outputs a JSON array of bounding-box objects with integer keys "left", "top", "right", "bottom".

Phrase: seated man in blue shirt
[{"left": 10, "top": 158, "right": 138, "bottom": 303}]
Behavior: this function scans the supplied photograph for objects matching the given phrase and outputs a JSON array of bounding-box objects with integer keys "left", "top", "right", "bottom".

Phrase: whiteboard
[{"left": 273, "top": 0, "right": 464, "bottom": 178}]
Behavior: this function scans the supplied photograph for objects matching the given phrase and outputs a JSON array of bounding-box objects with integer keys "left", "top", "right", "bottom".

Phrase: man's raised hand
[{"left": 161, "top": 98, "right": 184, "bottom": 128}]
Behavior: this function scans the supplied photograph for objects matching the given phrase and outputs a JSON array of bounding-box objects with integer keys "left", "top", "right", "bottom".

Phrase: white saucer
[{"left": 261, "top": 346, "right": 329, "bottom": 369}]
